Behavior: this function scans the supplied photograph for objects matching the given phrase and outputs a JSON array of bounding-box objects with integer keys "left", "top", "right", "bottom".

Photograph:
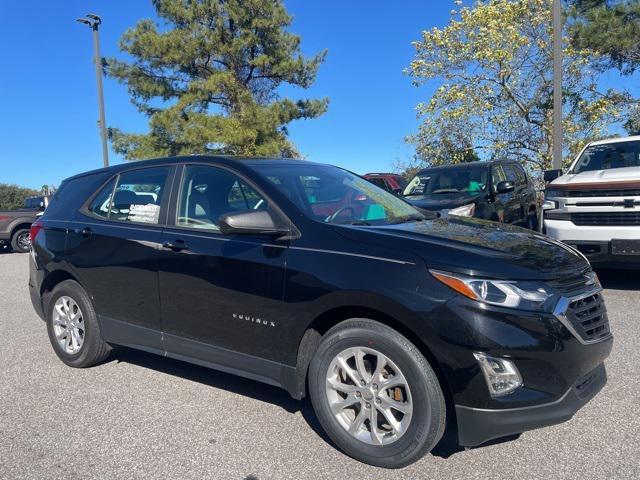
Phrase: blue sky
[
  {"left": 0, "top": 0, "right": 452, "bottom": 189},
  {"left": 0, "top": 1, "right": 635, "bottom": 189}
]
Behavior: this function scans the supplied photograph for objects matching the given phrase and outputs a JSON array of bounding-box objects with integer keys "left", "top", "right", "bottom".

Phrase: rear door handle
[
  {"left": 162, "top": 240, "right": 188, "bottom": 251},
  {"left": 75, "top": 227, "right": 92, "bottom": 238}
]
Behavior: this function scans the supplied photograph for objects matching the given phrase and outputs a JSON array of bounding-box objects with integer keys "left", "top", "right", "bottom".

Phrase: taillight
[
  {"left": 30, "top": 221, "right": 43, "bottom": 243},
  {"left": 0, "top": 215, "right": 10, "bottom": 221}
]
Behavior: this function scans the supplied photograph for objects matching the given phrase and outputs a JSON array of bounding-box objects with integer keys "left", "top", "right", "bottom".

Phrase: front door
[{"left": 158, "top": 164, "right": 288, "bottom": 369}]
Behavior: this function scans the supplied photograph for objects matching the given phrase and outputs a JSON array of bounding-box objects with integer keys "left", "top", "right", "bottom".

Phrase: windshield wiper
[
  {"left": 431, "top": 189, "right": 459, "bottom": 194},
  {"left": 388, "top": 215, "right": 426, "bottom": 225}
]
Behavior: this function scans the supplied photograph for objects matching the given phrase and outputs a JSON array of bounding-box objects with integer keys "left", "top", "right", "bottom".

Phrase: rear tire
[
  {"left": 10, "top": 228, "right": 30, "bottom": 253},
  {"left": 46, "top": 280, "right": 111, "bottom": 368},
  {"left": 308, "top": 319, "right": 446, "bottom": 468}
]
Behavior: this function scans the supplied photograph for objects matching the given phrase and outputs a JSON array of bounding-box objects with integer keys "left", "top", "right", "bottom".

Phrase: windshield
[
  {"left": 252, "top": 163, "right": 424, "bottom": 225},
  {"left": 573, "top": 141, "right": 640, "bottom": 173},
  {"left": 403, "top": 166, "right": 488, "bottom": 196}
]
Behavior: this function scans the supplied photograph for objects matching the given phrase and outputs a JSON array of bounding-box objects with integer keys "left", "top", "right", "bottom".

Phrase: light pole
[
  {"left": 77, "top": 13, "right": 109, "bottom": 168},
  {"left": 552, "top": 0, "right": 563, "bottom": 170}
]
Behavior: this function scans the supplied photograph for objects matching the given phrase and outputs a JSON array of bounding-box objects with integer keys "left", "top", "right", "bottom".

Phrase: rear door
[
  {"left": 65, "top": 165, "right": 175, "bottom": 350},
  {"left": 157, "top": 163, "right": 288, "bottom": 366}
]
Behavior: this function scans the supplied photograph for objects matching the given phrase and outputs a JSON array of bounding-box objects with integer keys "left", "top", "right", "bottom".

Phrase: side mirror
[
  {"left": 544, "top": 169, "right": 562, "bottom": 182},
  {"left": 496, "top": 180, "right": 515, "bottom": 194},
  {"left": 218, "top": 210, "right": 289, "bottom": 237}
]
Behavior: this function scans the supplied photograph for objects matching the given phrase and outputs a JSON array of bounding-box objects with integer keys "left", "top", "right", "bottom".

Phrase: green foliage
[
  {"left": 107, "top": 0, "right": 328, "bottom": 160},
  {"left": 405, "top": 0, "right": 636, "bottom": 174},
  {"left": 0, "top": 184, "right": 39, "bottom": 211},
  {"left": 568, "top": 0, "right": 640, "bottom": 75}
]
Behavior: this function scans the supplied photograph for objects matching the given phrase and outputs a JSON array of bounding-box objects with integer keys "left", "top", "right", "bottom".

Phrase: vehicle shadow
[
  {"left": 109, "top": 347, "right": 513, "bottom": 460},
  {"left": 596, "top": 268, "right": 640, "bottom": 291},
  {"left": 108, "top": 348, "right": 334, "bottom": 445}
]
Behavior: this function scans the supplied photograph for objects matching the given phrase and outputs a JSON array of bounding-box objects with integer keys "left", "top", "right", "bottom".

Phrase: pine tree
[{"left": 107, "top": 0, "right": 328, "bottom": 159}]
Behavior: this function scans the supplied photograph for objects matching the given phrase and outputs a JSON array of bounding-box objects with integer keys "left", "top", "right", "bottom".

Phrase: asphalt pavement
[{"left": 0, "top": 251, "right": 639, "bottom": 479}]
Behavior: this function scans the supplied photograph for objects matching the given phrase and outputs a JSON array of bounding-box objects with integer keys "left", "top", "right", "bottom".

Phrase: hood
[
  {"left": 551, "top": 166, "right": 640, "bottom": 187},
  {"left": 335, "top": 216, "right": 588, "bottom": 281},
  {"left": 404, "top": 191, "right": 483, "bottom": 211}
]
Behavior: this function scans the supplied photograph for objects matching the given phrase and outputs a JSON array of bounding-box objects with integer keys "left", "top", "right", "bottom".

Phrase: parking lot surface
[{"left": 1, "top": 252, "right": 639, "bottom": 479}]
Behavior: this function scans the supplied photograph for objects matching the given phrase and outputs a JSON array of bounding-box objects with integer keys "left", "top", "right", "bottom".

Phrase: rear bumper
[
  {"left": 456, "top": 363, "right": 607, "bottom": 446},
  {"left": 28, "top": 255, "right": 46, "bottom": 321}
]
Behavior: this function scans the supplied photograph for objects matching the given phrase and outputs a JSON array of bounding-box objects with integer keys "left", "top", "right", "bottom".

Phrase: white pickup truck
[{"left": 542, "top": 135, "right": 640, "bottom": 268}]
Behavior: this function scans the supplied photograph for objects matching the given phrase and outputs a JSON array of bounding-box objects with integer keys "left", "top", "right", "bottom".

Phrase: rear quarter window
[{"left": 44, "top": 173, "right": 112, "bottom": 220}]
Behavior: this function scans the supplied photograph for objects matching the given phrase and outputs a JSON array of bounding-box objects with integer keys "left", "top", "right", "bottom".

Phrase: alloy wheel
[
  {"left": 325, "top": 346, "right": 413, "bottom": 446},
  {"left": 52, "top": 296, "right": 85, "bottom": 354},
  {"left": 16, "top": 232, "right": 31, "bottom": 251}
]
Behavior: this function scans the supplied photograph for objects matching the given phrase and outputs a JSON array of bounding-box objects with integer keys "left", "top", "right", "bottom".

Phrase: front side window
[
  {"left": 177, "top": 165, "right": 268, "bottom": 231},
  {"left": 491, "top": 165, "right": 506, "bottom": 187},
  {"left": 574, "top": 141, "right": 640, "bottom": 173},
  {"left": 404, "top": 166, "right": 488, "bottom": 196},
  {"left": 502, "top": 165, "right": 519, "bottom": 184},
  {"left": 253, "top": 163, "right": 422, "bottom": 225},
  {"left": 111, "top": 167, "right": 169, "bottom": 224}
]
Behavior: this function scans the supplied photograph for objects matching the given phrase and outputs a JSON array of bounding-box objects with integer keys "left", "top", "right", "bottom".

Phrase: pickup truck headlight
[
  {"left": 447, "top": 203, "right": 475, "bottom": 217},
  {"left": 430, "top": 269, "right": 555, "bottom": 312}
]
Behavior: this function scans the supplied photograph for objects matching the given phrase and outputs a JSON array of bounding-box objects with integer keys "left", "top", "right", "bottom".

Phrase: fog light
[{"left": 473, "top": 352, "right": 522, "bottom": 397}]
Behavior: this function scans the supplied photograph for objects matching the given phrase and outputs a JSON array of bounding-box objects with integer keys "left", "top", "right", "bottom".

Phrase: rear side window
[
  {"left": 368, "top": 178, "right": 389, "bottom": 191},
  {"left": 88, "top": 178, "right": 116, "bottom": 219},
  {"left": 111, "top": 167, "right": 170, "bottom": 224}
]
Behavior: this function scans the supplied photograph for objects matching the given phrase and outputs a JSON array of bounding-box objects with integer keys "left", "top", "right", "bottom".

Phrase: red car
[{"left": 363, "top": 173, "right": 408, "bottom": 195}]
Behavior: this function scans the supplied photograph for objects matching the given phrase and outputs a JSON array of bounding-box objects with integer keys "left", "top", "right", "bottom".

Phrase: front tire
[
  {"left": 308, "top": 319, "right": 446, "bottom": 468},
  {"left": 46, "top": 280, "right": 111, "bottom": 368},
  {"left": 11, "top": 228, "right": 31, "bottom": 253}
]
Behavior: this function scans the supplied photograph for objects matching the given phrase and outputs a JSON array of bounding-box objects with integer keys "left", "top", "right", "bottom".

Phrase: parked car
[
  {"left": 403, "top": 161, "right": 539, "bottom": 229},
  {"left": 543, "top": 136, "right": 640, "bottom": 268},
  {"left": 363, "top": 172, "right": 408, "bottom": 195},
  {"left": 30, "top": 157, "right": 611, "bottom": 468},
  {"left": 0, "top": 195, "right": 47, "bottom": 252}
]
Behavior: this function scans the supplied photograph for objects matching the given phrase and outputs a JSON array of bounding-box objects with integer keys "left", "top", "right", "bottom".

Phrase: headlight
[
  {"left": 447, "top": 203, "right": 475, "bottom": 217},
  {"left": 430, "top": 269, "right": 556, "bottom": 312}
]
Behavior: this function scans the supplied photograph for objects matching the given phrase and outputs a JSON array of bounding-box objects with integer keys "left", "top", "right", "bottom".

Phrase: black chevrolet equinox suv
[{"left": 29, "top": 156, "right": 612, "bottom": 468}]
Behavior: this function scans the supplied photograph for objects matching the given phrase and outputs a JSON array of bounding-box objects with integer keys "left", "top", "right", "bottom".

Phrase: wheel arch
[
  {"left": 10, "top": 222, "right": 33, "bottom": 238},
  {"left": 291, "top": 305, "right": 454, "bottom": 413},
  {"left": 40, "top": 269, "right": 83, "bottom": 314}
]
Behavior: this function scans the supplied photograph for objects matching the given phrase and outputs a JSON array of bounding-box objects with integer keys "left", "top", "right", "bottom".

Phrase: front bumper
[
  {"left": 417, "top": 290, "right": 613, "bottom": 447},
  {"left": 456, "top": 363, "right": 607, "bottom": 446},
  {"left": 543, "top": 219, "right": 640, "bottom": 266}
]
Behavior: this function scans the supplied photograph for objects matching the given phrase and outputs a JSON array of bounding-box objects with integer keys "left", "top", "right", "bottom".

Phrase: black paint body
[{"left": 29, "top": 156, "right": 612, "bottom": 447}]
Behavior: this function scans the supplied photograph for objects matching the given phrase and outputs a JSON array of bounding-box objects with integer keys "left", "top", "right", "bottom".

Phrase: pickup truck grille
[
  {"left": 570, "top": 212, "right": 640, "bottom": 226},
  {"left": 565, "top": 292, "right": 610, "bottom": 343},
  {"left": 565, "top": 188, "right": 640, "bottom": 197}
]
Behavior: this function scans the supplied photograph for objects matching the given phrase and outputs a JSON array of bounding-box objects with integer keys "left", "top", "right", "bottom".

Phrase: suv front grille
[
  {"left": 548, "top": 270, "right": 595, "bottom": 297},
  {"left": 565, "top": 188, "right": 640, "bottom": 197},
  {"left": 564, "top": 292, "right": 610, "bottom": 343},
  {"left": 570, "top": 212, "right": 640, "bottom": 226}
]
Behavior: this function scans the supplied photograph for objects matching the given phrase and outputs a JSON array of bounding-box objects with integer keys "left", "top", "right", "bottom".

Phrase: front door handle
[{"left": 162, "top": 240, "right": 188, "bottom": 251}]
